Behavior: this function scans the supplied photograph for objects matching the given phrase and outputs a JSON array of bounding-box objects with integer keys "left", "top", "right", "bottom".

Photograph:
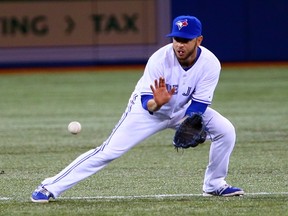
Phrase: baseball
[{"left": 68, "top": 121, "right": 82, "bottom": 134}]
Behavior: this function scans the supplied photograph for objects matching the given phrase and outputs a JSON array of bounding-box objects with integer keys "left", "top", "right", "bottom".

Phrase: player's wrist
[{"left": 147, "top": 99, "right": 161, "bottom": 112}]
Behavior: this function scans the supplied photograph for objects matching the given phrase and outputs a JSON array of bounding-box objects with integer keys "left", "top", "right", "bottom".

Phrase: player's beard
[{"left": 175, "top": 43, "right": 198, "bottom": 67}]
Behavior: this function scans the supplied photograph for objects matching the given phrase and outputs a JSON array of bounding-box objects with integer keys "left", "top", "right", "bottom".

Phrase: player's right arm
[
  {"left": 141, "top": 77, "right": 175, "bottom": 113},
  {"left": 138, "top": 45, "right": 173, "bottom": 113},
  {"left": 148, "top": 77, "right": 175, "bottom": 112},
  {"left": 146, "top": 99, "right": 161, "bottom": 112}
]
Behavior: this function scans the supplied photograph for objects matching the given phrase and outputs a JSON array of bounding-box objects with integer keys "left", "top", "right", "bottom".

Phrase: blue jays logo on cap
[
  {"left": 166, "top": 15, "right": 202, "bottom": 40},
  {"left": 176, "top": 19, "right": 188, "bottom": 30}
]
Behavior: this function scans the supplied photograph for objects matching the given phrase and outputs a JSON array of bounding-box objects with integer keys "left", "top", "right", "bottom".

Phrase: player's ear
[{"left": 196, "top": 36, "right": 203, "bottom": 46}]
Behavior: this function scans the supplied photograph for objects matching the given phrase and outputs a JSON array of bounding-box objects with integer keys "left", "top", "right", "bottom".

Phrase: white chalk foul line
[
  {"left": 62, "top": 193, "right": 203, "bottom": 200},
  {"left": 1, "top": 192, "right": 288, "bottom": 201},
  {"left": 61, "top": 192, "right": 288, "bottom": 200},
  {"left": 0, "top": 197, "right": 10, "bottom": 200}
]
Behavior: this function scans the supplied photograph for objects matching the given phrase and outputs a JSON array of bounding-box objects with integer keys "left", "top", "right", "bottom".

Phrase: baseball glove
[{"left": 173, "top": 113, "right": 207, "bottom": 149}]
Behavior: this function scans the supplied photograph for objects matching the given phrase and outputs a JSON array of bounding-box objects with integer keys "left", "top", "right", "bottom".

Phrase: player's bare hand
[{"left": 150, "top": 77, "right": 175, "bottom": 107}]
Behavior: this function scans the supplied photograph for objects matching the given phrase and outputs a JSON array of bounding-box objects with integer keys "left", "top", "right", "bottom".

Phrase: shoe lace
[
  {"left": 217, "top": 184, "right": 230, "bottom": 195},
  {"left": 38, "top": 187, "right": 52, "bottom": 198}
]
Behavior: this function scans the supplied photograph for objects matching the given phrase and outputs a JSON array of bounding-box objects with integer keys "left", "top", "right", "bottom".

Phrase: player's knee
[
  {"left": 221, "top": 121, "right": 236, "bottom": 143},
  {"left": 99, "top": 148, "right": 125, "bottom": 162},
  {"left": 213, "top": 120, "right": 235, "bottom": 143}
]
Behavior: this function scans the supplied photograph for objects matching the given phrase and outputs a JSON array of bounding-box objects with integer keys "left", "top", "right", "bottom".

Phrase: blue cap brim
[{"left": 166, "top": 32, "right": 199, "bottom": 40}]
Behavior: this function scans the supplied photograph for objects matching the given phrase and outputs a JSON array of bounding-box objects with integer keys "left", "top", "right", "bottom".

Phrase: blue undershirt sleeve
[
  {"left": 141, "top": 95, "right": 154, "bottom": 111},
  {"left": 142, "top": 96, "right": 208, "bottom": 116},
  {"left": 185, "top": 100, "right": 208, "bottom": 116}
]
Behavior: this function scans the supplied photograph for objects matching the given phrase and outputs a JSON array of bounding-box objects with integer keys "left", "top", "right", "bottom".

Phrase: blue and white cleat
[
  {"left": 31, "top": 186, "right": 54, "bottom": 203},
  {"left": 203, "top": 184, "right": 244, "bottom": 197}
]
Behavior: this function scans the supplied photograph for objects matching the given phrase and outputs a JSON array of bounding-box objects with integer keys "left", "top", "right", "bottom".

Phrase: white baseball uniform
[{"left": 41, "top": 44, "right": 236, "bottom": 197}]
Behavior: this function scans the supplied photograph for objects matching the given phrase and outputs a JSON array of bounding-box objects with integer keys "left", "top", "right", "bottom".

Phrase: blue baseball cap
[{"left": 166, "top": 15, "right": 202, "bottom": 40}]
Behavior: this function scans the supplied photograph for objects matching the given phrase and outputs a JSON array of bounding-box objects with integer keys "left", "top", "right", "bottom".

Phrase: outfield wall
[
  {"left": 0, "top": 0, "right": 287, "bottom": 68},
  {"left": 171, "top": 0, "right": 288, "bottom": 62},
  {"left": 0, "top": 0, "right": 171, "bottom": 68}
]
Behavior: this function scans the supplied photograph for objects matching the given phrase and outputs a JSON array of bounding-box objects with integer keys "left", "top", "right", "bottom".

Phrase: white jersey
[{"left": 133, "top": 44, "right": 221, "bottom": 118}]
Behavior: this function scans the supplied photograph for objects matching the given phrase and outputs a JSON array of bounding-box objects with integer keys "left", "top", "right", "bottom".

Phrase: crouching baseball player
[{"left": 31, "top": 15, "right": 244, "bottom": 203}]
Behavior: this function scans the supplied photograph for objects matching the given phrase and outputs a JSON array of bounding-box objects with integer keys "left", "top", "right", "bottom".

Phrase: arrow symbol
[{"left": 64, "top": 15, "right": 75, "bottom": 34}]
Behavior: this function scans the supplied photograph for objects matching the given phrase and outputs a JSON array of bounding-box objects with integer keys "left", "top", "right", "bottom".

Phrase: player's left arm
[
  {"left": 187, "top": 62, "right": 221, "bottom": 116},
  {"left": 185, "top": 100, "right": 208, "bottom": 116}
]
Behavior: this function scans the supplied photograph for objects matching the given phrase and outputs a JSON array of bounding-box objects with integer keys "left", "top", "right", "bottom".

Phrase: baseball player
[{"left": 31, "top": 15, "right": 244, "bottom": 203}]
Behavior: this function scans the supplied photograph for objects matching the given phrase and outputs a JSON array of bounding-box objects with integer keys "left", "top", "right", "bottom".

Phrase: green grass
[{"left": 0, "top": 66, "right": 287, "bottom": 215}]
